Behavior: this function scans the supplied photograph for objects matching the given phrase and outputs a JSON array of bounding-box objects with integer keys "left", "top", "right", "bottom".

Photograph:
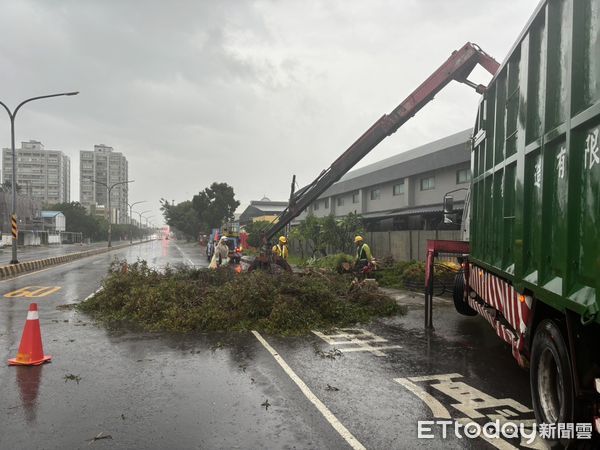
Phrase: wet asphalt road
[
  {"left": 0, "top": 240, "right": 128, "bottom": 266},
  {"left": 0, "top": 240, "right": 538, "bottom": 449}
]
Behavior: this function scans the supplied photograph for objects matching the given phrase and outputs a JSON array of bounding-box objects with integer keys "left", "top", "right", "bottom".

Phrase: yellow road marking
[{"left": 4, "top": 286, "right": 62, "bottom": 298}]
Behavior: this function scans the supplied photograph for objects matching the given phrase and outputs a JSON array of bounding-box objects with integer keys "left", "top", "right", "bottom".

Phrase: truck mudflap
[{"left": 468, "top": 264, "right": 533, "bottom": 368}]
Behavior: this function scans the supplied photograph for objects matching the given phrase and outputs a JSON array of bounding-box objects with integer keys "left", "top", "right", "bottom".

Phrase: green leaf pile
[{"left": 78, "top": 260, "right": 401, "bottom": 335}]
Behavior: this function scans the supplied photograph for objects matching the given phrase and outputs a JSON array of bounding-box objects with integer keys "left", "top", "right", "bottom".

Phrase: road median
[{"left": 0, "top": 240, "right": 153, "bottom": 280}]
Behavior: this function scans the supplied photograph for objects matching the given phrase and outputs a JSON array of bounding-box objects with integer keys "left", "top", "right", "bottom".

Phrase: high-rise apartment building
[
  {"left": 80, "top": 144, "right": 129, "bottom": 224},
  {"left": 2, "top": 140, "right": 70, "bottom": 205}
]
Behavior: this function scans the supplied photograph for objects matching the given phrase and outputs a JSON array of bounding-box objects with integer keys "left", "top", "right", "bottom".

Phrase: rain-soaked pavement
[
  {"left": 0, "top": 240, "right": 125, "bottom": 266},
  {"left": 0, "top": 239, "right": 540, "bottom": 449}
]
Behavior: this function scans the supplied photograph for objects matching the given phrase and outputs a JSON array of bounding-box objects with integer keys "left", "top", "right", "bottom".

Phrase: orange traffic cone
[{"left": 8, "top": 303, "right": 52, "bottom": 366}]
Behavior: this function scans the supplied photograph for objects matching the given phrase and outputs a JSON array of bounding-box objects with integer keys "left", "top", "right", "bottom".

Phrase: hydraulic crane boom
[{"left": 263, "top": 42, "right": 499, "bottom": 243}]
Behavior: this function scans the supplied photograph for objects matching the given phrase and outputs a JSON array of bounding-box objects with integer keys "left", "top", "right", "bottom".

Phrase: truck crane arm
[{"left": 263, "top": 42, "right": 499, "bottom": 243}]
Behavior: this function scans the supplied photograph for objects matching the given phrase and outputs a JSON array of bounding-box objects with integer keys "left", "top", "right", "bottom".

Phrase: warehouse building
[
  {"left": 294, "top": 129, "right": 472, "bottom": 230},
  {"left": 238, "top": 197, "right": 288, "bottom": 225}
]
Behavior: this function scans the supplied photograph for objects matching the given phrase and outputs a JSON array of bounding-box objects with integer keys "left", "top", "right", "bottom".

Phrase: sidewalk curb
[
  {"left": 379, "top": 287, "right": 452, "bottom": 307},
  {"left": 0, "top": 240, "right": 154, "bottom": 280}
]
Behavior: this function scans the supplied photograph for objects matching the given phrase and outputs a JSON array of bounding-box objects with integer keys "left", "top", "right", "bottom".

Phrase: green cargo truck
[{"left": 452, "top": 0, "right": 600, "bottom": 436}]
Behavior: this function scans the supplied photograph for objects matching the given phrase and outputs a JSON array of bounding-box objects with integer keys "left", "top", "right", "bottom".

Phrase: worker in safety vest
[
  {"left": 354, "top": 235, "right": 373, "bottom": 270},
  {"left": 272, "top": 236, "right": 289, "bottom": 260}
]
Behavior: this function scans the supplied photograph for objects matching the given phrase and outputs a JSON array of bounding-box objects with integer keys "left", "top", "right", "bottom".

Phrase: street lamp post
[
  {"left": 144, "top": 215, "right": 155, "bottom": 240},
  {"left": 0, "top": 91, "right": 79, "bottom": 264},
  {"left": 89, "top": 179, "right": 134, "bottom": 247},
  {"left": 127, "top": 200, "right": 146, "bottom": 244},
  {"left": 135, "top": 210, "right": 152, "bottom": 242},
  {"left": 144, "top": 216, "right": 155, "bottom": 239}
]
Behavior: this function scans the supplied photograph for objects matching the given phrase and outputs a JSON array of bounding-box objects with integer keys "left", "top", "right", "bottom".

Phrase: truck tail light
[{"left": 518, "top": 294, "right": 532, "bottom": 307}]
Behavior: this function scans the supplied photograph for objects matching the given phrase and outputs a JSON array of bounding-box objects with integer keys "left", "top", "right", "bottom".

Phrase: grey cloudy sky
[{"left": 0, "top": 0, "right": 540, "bottom": 224}]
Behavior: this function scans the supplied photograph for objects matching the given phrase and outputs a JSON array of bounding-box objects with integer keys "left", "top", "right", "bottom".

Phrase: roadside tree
[
  {"left": 293, "top": 213, "right": 364, "bottom": 257},
  {"left": 244, "top": 220, "right": 272, "bottom": 248},
  {"left": 160, "top": 200, "right": 201, "bottom": 240},
  {"left": 47, "top": 202, "right": 106, "bottom": 241},
  {"left": 192, "top": 182, "right": 240, "bottom": 230}
]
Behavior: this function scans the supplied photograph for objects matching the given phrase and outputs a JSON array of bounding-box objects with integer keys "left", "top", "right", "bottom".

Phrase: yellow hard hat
[
  {"left": 354, "top": 235, "right": 363, "bottom": 243},
  {"left": 279, "top": 236, "right": 287, "bottom": 244}
]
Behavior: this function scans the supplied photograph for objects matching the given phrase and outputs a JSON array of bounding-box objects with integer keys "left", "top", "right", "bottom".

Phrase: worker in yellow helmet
[
  {"left": 354, "top": 235, "right": 373, "bottom": 271},
  {"left": 272, "top": 236, "right": 289, "bottom": 260}
]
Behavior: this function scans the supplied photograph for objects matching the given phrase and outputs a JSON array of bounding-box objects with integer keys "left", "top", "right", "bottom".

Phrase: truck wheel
[
  {"left": 530, "top": 319, "right": 576, "bottom": 442},
  {"left": 452, "top": 271, "right": 476, "bottom": 316}
]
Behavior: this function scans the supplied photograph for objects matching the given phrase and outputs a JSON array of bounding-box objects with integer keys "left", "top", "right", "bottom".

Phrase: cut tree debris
[
  {"left": 64, "top": 374, "right": 81, "bottom": 384},
  {"left": 87, "top": 432, "right": 112, "bottom": 445},
  {"left": 77, "top": 260, "right": 402, "bottom": 335}
]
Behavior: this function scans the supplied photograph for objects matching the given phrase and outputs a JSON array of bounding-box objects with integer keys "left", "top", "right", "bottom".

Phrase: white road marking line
[
  {"left": 407, "top": 373, "right": 462, "bottom": 382},
  {"left": 397, "top": 374, "right": 536, "bottom": 449},
  {"left": 393, "top": 378, "right": 451, "bottom": 419},
  {"left": 312, "top": 328, "right": 401, "bottom": 356},
  {"left": 313, "top": 330, "right": 387, "bottom": 344},
  {"left": 174, "top": 243, "right": 194, "bottom": 266},
  {"left": 251, "top": 330, "right": 366, "bottom": 450},
  {"left": 83, "top": 286, "right": 104, "bottom": 301},
  {"left": 514, "top": 420, "right": 547, "bottom": 449},
  {"left": 339, "top": 345, "right": 402, "bottom": 356}
]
